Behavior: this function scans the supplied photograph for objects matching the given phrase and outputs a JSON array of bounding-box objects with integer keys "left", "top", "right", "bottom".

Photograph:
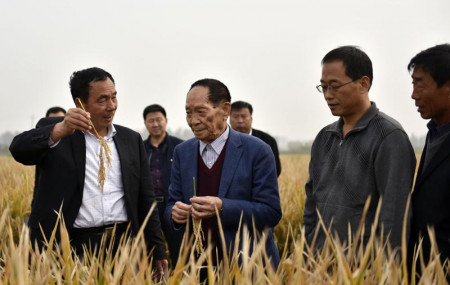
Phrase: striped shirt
[{"left": 199, "top": 126, "right": 229, "bottom": 169}]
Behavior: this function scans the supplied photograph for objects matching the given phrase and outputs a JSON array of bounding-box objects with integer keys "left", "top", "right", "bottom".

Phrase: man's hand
[
  {"left": 153, "top": 259, "right": 168, "bottom": 282},
  {"left": 50, "top": 108, "right": 91, "bottom": 142},
  {"left": 190, "top": 196, "right": 223, "bottom": 219},
  {"left": 172, "top": 201, "right": 192, "bottom": 224}
]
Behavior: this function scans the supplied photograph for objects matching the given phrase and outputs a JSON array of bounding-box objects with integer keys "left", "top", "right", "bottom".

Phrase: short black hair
[
  {"left": 231, "top": 101, "right": 253, "bottom": 115},
  {"left": 143, "top": 104, "right": 167, "bottom": 120},
  {"left": 69, "top": 67, "right": 115, "bottom": 103},
  {"left": 322, "top": 46, "right": 373, "bottom": 90},
  {"left": 408, "top": 44, "right": 450, "bottom": 87},
  {"left": 45, "top": 106, "right": 66, "bottom": 117},
  {"left": 189, "top": 78, "right": 231, "bottom": 106}
]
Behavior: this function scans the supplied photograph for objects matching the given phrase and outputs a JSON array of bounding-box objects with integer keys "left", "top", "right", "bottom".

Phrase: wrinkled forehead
[{"left": 186, "top": 88, "right": 213, "bottom": 108}]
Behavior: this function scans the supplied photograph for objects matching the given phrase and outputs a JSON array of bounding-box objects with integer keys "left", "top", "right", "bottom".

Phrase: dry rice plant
[
  {"left": 275, "top": 154, "right": 309, "bottom": 253},
  {"left": 191, "top": 176, "right": 205, "bottom": 256},
  {"left": 77, "top": 98, "right": 112, "bottom": 191},
  {"left": 1, "top": 154, "right": 448, "bottom": 284},
  {"left": 0, "top": 156, "right": 34, "bottom": 243}
]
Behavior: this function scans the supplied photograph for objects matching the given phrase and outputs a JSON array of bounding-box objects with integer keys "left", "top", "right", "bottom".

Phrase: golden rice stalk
[
  {"left": 192, "top": 218, "right": 204, "bottom": 255},
  {"left": 192, "top": 177, "right": 205, "bottom": 255},
  {"left": 77, "top": 98, "right": 112, "bottom": 191},
  {"left": 97, "top": 137, "right": 112, "bottom": 191}
]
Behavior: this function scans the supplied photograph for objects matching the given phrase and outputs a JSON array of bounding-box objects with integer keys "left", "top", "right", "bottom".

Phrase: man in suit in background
[
  {"left": 230, "top": 101, "right": 282, "bottom": 177},
  {"left": 164, "top": 78, "right": 282, "bottom": 268},
  {"left": 408, "top": 44, "right": 450, "bottom": 268},
  {"left": 10, "top": 67, "right": 168, "bottom": 277},
  {"left": 142, "top": 104, "right": 183, "bottom": 268}
]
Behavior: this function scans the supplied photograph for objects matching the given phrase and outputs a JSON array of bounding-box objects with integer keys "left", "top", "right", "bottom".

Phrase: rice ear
[{"left": 77, "top": 98, "right": 112, "bottom": 191}]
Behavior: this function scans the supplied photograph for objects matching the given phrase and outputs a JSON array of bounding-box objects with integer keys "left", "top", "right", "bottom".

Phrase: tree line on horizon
[{"left": 0, "top": 129, "right": 426, "bottom": 155}]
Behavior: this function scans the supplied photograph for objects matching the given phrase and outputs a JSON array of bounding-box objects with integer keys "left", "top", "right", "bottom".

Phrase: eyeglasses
[{"left": 316, "top": 78, "right": 360, "bottom": 94}]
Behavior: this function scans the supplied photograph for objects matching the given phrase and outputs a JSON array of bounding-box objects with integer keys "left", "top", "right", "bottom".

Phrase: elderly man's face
[
  {"left": 411, "top": 65, "right": 450, "bottom": 125},
  {"left": 185, "top": 86, "right": 230, "bottom": 143}
]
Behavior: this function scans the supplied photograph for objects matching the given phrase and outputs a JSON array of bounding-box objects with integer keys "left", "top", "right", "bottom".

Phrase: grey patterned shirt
[{"left": 304, "top": 102, "right": 416, "bottom": 250}]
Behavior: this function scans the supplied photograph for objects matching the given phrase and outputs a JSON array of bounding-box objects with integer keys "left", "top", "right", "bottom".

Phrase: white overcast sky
[{"left": 0, "top": 0, "right": 449, "bottom": 141}]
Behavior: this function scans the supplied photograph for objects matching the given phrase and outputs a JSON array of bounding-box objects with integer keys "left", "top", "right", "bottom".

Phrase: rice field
[{"left": 0, "top": 154, "right": 448, "bottom": 284}]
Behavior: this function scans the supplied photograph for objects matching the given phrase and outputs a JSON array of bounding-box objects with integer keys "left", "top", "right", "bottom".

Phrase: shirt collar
[
  {"left": 329, "top": 102, "right": 378, "bottom": 134},
  {"left": 427, "top": 119, "right": 450, "bottom": 137},
  {"left": 84, "top": 125, "right": 117, "bottom": 139},
  {"left": 199, "top": 125, "right": 230, "bottom": 154},
  {"left": 147, "top": 132, "right": 168, "bottom": 149},
  {"left": 107, "top": 125, "right": 117, "bottom": 139}
]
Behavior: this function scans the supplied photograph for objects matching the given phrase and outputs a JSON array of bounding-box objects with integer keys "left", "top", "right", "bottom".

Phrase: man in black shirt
[{"left": 408, "top": 44, "right": 450, "bottom": 272}]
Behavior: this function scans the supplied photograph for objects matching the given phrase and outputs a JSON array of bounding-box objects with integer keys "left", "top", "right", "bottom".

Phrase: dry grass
[
  {"left": 0, "top": 156, "right": 34, "bottom": 242},
  {"left": 275, "top": 154, "right": 309, "bottom": 253},
  {"left": 0, "top": 154, "right": 448, "bottom": 284}
]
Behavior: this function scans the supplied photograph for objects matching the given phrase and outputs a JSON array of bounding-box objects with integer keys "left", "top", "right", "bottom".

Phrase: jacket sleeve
[
  {"left": 374, "top": 129, "right": 416, "bottom": 249},
  {"left": 220, "top": 143, "right": 282, "bottom": 231},
  {"left": 164, "top": 145, "right": 186, "bottom": 232},
  {"left": 303, "top": 167, "right": 317, "bottom": 241},
  {"left": 9, "top": 118, "right": 58, "bottom": 165},
  {"left": 271, "top": 138, "right": 282, "bottom": 177},
  {"left": 303, "top": 133, "right": 319, "bottom": 242}
]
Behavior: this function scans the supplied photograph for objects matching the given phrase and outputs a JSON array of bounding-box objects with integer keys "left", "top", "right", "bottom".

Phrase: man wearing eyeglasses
[{"left": 304, "top": 46, "right": 416, "bottom": 251}]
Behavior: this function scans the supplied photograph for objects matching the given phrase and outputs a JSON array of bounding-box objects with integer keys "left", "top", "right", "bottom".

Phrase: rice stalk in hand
[
  {"left": 192, "top": 176, "right": 205, "bottom": 255},
  {"left": 77, "top": 98, "right": 111, "bottom": 191}
]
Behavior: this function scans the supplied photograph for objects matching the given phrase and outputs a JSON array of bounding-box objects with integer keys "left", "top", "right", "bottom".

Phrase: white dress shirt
[
  {"left": 73, "top": 125, "right": 128, "bottom": 228},
  {"left": 199, "top": 126, "right": 229, "bottom": 169}
]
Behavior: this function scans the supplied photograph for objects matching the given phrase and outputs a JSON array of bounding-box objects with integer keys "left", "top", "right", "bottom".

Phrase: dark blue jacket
[
  {"left": 164, "top": 128, "right": 282, "bottom": 268},
  {"left": 143, "top": 133, "right": 183, "bottom": 200}
]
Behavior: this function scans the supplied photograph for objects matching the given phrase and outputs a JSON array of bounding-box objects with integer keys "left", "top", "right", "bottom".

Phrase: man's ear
[
  {"left": 222, "top": 101, "right": 231, "bottom": 119},
  {"left": 360, "top": 76, "right": 371, "bottom": 93}
]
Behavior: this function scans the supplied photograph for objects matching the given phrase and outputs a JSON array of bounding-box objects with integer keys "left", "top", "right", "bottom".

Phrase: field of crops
[{"left": 0, "top": 154, "right": 448, "bottom": 284}]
